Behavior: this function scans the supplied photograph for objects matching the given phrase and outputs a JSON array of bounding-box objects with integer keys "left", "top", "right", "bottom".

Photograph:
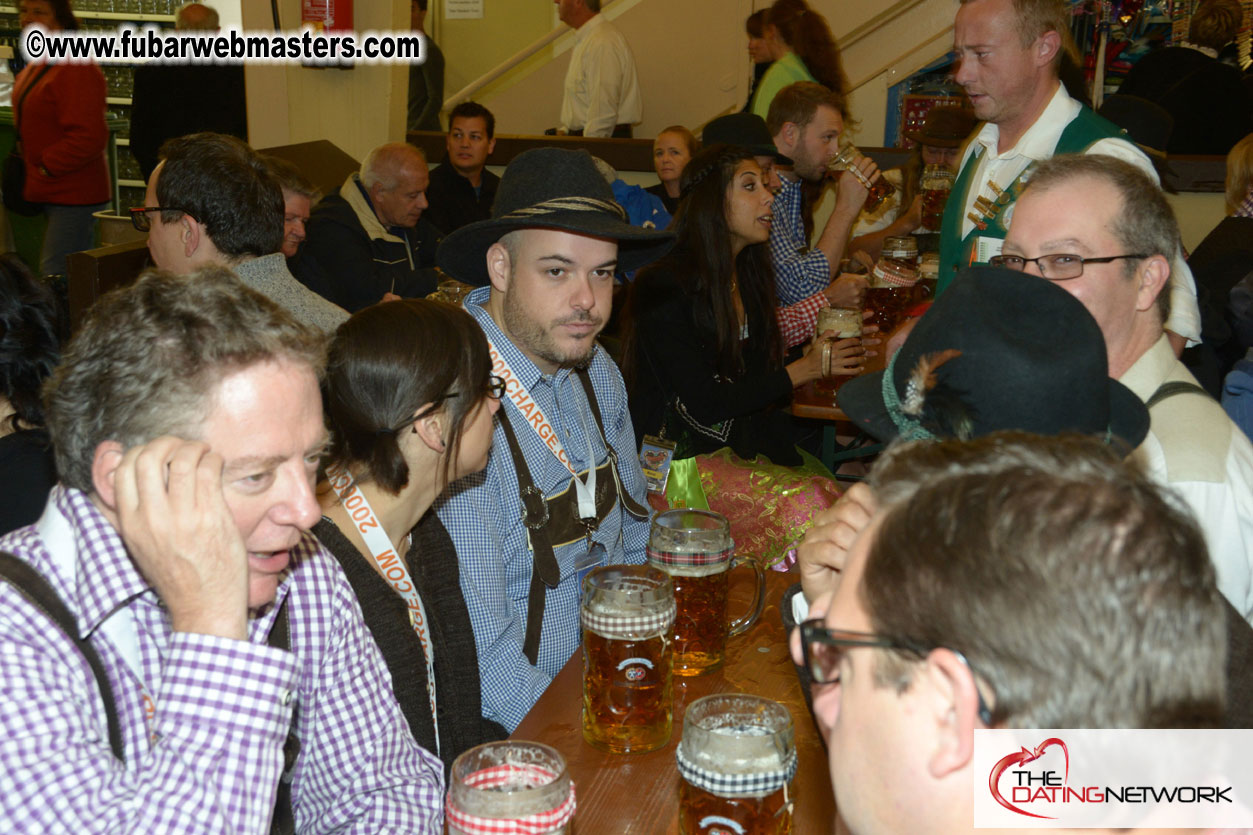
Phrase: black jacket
[
  {"left": 291, "top": 176, "right": 440, "bottom": 313},
  {"left": 423, "top": 160, "right": 499, "bottom": 235}
]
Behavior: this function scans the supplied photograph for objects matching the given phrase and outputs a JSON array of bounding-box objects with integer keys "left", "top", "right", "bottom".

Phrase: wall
[
  {"left": 434, "top": 0, "right": 959, "bottom": 144},
  {"left": 242, "top": 0, "right": 409, "bottom": 162}
]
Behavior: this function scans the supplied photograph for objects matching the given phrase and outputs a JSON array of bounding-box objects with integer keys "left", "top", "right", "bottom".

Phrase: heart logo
[{"left": 988, "top": 737, "right": 1070, "bottom": 819}]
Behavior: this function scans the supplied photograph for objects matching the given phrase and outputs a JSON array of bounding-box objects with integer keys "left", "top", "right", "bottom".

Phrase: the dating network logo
[{"left": 989, "top": 737, "right": 1071, "bottom": 819}]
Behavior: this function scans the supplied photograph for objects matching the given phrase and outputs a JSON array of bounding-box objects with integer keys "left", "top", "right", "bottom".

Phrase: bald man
[{"left": 291, "top": 142, "right": 442, "bottom": 312}]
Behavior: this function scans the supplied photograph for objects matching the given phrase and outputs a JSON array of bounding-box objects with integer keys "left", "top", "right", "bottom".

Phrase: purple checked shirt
[{"left": 0, "top": 486, "right": 444, "bottom": 833}]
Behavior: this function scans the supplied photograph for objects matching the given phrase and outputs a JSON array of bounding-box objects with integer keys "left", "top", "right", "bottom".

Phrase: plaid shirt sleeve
[
  {"left": 770, "top": 178, "right": 832, "bottom": 306},
  {"left": 777, "top": 291, "right": 827, "bottom": 349},
  {"left": 0, "top": 526, "right": 443, "bottom": 834}
]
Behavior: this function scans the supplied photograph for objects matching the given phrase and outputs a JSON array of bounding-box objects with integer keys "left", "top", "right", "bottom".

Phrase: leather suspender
[
  {"left": 505, "top": 367, "right": 650, "bottom": 665},
  {"left": 1146, "top": 380, "right": 1211, "bottom": 409},
  {"left": 0, "top": 550, "right": 297, "bottom": 834}
]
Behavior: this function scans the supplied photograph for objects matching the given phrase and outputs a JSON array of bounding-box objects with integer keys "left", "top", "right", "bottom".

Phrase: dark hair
[
  {"left": 765, "top": 81, "right": 847, "bottom": 135},
  {"left": 262, "top": 154, "right": 321, "bottom": 203},
  {"left": 449, "top": 101, "right": 496, "bottom": 140},
  {"left": 323, "top": 299, "right": 492, "bottom": 493},
  {"left": 624, "top": 144, "right": 781, "bottom": 383},
  {"left": 767, "top": 0, "right": 847, "bottom": 97},
  {"left": 25, "top": 0, "right": 79, "bottom": 30},
  {"left": 863, "top": 432, "right": 1225, "bottom": 728},
  {"left": 745, "top": 8, "right": 766, "bottom": 38},
  {"left": 45, "top": 266, "right": 325, "bottom": 492},
  {"left": 0, "top": 255, "right": 59, "bottom": 433},
  {"left": 156, "top": 132, "right": 284, "bottom": 259}
]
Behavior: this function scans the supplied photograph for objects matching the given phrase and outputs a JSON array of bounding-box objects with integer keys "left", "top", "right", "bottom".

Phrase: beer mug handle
[{"left": 726, "top": 555, "right": 766, "bottom": 637}]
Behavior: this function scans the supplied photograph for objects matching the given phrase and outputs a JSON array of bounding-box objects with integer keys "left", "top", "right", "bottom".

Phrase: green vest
[{"left": 936, "top": 106, "right": 1126, "bottom": 296}]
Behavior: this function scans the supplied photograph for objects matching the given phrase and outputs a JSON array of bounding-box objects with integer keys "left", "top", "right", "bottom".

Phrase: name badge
[
  {"left": 639, "top": 435, "right": 677, "bottom": 495},
  {"left": 974, "top": 236, "right": 1005, "bottom": 264}
]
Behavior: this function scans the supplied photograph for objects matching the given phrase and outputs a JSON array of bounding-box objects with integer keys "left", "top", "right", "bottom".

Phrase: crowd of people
[{"left": 1, "top": 0, "right": 1252, "bottom": 832}]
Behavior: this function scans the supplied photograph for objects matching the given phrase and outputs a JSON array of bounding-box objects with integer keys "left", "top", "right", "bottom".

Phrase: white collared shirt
[{"left": 559, "top": 13, "right": 643, "bottom": 137}]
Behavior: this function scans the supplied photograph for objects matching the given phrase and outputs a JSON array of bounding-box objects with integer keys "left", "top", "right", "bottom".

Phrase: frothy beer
[{"left": 581, "top": 565, "right": 676, "bottom": 754}]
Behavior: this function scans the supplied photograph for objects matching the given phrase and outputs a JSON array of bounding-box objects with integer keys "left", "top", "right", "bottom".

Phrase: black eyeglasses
[
  {"left": 388, "top": 375, "right": 505, "bottom": 433},
  {"left": 798, "top": 618, "right": 995, "bottom": 726},
  {"left": 129, "top": 205, "right": 199, "bottom": 233},
  {"left": 988, "top": 252, "right": 1148, "bottom": 280}
]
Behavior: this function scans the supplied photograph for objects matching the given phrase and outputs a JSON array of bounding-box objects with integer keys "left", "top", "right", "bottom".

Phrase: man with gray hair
[
  {"left": 0, "top": 267, "right": 445, "bottom": 832},
  {"left": 292, "top": 141, "right": 441, "bottom": 313},
  {"left": 128, "top": 3, "right": 246, "bottom": 179},
  {"left": 999, "top": 152, "right": 1253, "bottom": 622}
]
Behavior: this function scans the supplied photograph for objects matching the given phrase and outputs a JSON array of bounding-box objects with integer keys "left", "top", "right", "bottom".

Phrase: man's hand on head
[
  {"left": 112, "top": 436, "right": 250, "bottom": 641},
  {"left": 798, "top": 481, "right": 878, "bottom": 605}
]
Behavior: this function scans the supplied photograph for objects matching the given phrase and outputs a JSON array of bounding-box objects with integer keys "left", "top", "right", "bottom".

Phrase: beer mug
[
  {"left": 815, "top": 306, "right": 862, "bottom": 340},
  {"left": 647, "top": 509, "right": 765, "bottom": 676},
  {"left": 581, "top": 565, "right": 676, "bottom": 754},
  {"left": 677, "top": 694, "right": 797, "bottom": 835},
  {"left": 446, "top": 741, "right": 576, "bottom": 835},
  {"left": 829, "top": 140, "right": 896, "bottom": 211},
  {"left": 920, "top": 163, "right": 956, "bottom": 232}
]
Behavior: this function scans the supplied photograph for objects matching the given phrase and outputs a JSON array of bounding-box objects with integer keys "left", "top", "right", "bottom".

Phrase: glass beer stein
[
  {"left": 815, "top": 306, "right": 862, "bottom": 340},
  {"left": 867, "top": 256, "right": 919, "bottom": 333},
  {"left": 647, "top": 509, "right": 765, "bottom": 676},
  {"left": 919, "top": 163, "right": 956, "bottom": 232},
  {"left": 677, "top": 694, "right": 797, "bottom": 835},
  {"left": 446, "top": 741, "right": 576, "bottom": 835},
  {"left": 581, "top": 565, "right": 676, "bottom": 754},
  {"left": 829, "top": 140, "right": 896, "bottom": 211}
]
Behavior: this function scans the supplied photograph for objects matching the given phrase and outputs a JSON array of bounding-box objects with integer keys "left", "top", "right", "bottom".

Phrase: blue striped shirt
[
  {"left": 437, "top": 287, "right": 651, "bottom": 732},
  {"left": 769, "top": 175, "right": 831, "bottom": 305}
]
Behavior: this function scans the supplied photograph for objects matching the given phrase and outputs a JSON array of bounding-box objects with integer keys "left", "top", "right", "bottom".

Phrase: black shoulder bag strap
[
  {"left": 13, "top": 64, "right": 53, "bottom": 153},
  {"left": 0, "top": 550, "right": 125, "bottom": 761},
  {"left": 574, "top": 367, "right": 650, "bottom": 520},
  {"left": 1146, "top": 380, "right": 1212, "bottom": 409},
  {"left": 498, "top": 414, "right": 562, "bottom": 667}
]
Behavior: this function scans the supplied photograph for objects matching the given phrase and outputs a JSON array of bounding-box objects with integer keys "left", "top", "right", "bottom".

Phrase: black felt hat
[
  {"left": 702, "top": 113, "right": 792, "bottom": 165},
  {"left": 436, "top": 147, "right": 675, "bottom": 286},
  {"left": 836, "top": 266, "right": 1150, "bottom": 448}
]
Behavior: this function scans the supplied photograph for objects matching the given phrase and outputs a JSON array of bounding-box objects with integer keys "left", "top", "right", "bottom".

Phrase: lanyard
[
  {"left": 38, "top": 500, "right": 159, "bottom": 745},
  {"left": 324, "top": 463, "right": 440, "bottom": 756},
  {"left": 486, "top": 337, "right": 599, "bottom": 522}
]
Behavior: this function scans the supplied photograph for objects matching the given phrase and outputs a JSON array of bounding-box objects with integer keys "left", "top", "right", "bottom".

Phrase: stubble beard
[{"left": 501, "top": 287, "right": 601, "bottom": 371}]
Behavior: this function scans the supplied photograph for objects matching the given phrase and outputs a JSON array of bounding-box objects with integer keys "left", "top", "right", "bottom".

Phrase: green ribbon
[{"left": 880, "top": 350, "right": 938, "bottom": 442}]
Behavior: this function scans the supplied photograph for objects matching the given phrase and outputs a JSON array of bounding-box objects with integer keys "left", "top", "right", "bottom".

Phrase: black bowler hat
[
  {"left": 701, "top": 113, "right": 792, "bottom": 165},
  {"left": 436, "top": 147, "right": 675, "bottom": 286},
  {"left": 836, "top": 266, "right": 1150, "bottom": 448}
]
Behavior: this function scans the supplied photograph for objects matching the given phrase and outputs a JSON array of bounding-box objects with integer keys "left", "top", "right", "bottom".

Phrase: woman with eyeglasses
[{"left": 314, "top": 298, "right": 506, "bottom": 775}]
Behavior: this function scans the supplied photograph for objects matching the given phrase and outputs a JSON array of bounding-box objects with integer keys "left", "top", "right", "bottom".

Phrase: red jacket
[{"left": 13, "top": 62, "right": 110, "bottom": 206}]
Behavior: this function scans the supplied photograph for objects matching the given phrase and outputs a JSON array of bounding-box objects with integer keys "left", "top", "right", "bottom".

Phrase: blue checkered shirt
[
  {"left": 769, "top": 175, "right": 831, "bottom": 305},
  {"left": 437, "top": 287, "right": 651, "bottom": 732},
  {"left": 0, "top": 486, "right": 444, "bottom": 833}
]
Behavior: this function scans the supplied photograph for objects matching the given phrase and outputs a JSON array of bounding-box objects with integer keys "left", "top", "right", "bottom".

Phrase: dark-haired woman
[
  {"left": 315, "top": 298, "right": 506, "bottom": 774},
  {"left": 0, "top": 254, "right": 60, "bottom": 535},
  {"left": 750, "top": 0, "right": 848, "bottom": 120},
  {"left": 623, "top": 144, "right": 866, "bottom": 466},
  {"left": 14, "top": 0, "right": 109, "bottom": 277}
]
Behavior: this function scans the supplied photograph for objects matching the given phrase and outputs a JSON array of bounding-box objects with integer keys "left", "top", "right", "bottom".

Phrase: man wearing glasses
[
  {"left": 133, "top": 132, "right": 348, "bottom": 334},
  {"left": 998, "top": 153, "right": 1253, "bottom": 623},
  {"left": 792, "top": 432, "right": 1228, "bottom": 835}
]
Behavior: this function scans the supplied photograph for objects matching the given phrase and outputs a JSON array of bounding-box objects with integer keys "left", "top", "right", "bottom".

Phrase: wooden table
[{"left": 511, "top": 569, "right": 836, "bottom": 834}]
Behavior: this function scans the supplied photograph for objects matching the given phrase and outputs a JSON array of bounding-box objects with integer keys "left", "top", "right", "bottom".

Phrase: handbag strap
[{"left": 13, "top": 63, "right": 52, "bottom": 142}]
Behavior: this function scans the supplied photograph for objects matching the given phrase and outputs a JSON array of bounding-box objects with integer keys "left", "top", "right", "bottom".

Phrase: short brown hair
[
  {"left": 656, "top": 125, "right": 698, "bottom": 157},
  {"left": 262, "top": 154, "right": 321, "bottom": 203},
  {"left": 961, "top": 0, "right": 1067, "bottom": 47},
  {"left": 765, "top": 81, "right": 846, "bottom": 136},
  {"left": 861, "top": 432, "right": 1225, "bottom": 728},
  {"left": 1025, "top": 153, "right": 1178, "bottom": 324},
  {"left": 45, "top": 267, "right": 326, "bottom": 492},
  {"left": 1189, "top": 0, "right": 1243, "bottom": 51}
]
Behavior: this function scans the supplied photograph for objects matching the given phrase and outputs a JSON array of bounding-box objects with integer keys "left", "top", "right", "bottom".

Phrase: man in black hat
[
  {"left": 435, "top": 148, "right": 673, "bottom": 732},
  {"left": 999, "top": 152, "right": 1253, "bottom": 624},
  {"left": 795, "top": 265, "right": 1150, "bottom": 607}
]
